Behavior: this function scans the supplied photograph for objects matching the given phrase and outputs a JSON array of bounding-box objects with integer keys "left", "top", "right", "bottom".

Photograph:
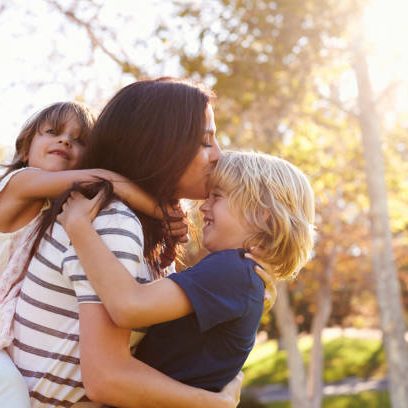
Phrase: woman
[{"left": 9, "top": 78, "right": 242, "bottom": 407}]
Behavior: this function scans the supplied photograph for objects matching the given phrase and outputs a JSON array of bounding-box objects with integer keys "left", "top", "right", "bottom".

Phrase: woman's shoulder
[
  {"left": 98, "top": 200, "right": 141, "bottom": 223},
  {"left": 95, "top": 199, "right": 144, "bottom": 236}
]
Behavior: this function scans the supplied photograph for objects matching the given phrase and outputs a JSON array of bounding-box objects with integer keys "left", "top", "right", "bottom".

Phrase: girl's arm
[
  {"left": 58, "top": 191, "right": 193, "bottom": 329},
  {"left": 9, "top": 167, "right": 161, "bottom": 218}
]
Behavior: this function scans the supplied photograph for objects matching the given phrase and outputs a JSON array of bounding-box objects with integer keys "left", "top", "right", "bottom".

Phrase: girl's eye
[
  {"left": 201, "top": 141, "right": 212, "bottom": 148},
  {"left": 73, "top": 137, "right": 86, "bottom": 146},
  {"left": 45, "top": 128, "right": 57, "bottom": 135}
]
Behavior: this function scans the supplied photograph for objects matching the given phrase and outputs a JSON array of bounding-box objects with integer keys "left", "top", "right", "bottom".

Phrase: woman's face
[{"left": 175, "top": 104, "right": 221, "bottom": 200}]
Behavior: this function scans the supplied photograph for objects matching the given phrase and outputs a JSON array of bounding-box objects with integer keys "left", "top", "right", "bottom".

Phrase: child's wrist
[{"left": 64, "top": 216, "right": 92, "bottom": 236}]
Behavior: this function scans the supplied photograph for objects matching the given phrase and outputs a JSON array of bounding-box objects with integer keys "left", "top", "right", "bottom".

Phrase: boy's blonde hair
[{"left": 210, "top": 151, "right": 315, "bottom": 280}]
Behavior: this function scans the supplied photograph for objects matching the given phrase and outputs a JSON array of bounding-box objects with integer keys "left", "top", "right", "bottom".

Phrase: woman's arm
[
  {"left": 245, "top": 250, "right": 277, "bottom": 310},
  {"left": 79, "top": 303, "right": 241, "bottom": 408}
]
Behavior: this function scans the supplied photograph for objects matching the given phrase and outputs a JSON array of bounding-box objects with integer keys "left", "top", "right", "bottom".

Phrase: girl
[
  {"left": 0, "top": 101, "right": 186, "bottom": 407},
  {"left": 58, "top": 150, "right": 316, "bottom": 393}
]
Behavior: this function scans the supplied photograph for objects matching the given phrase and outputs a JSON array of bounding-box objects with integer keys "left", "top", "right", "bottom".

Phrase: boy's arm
[
  {"left": 64, "top": 206, "right": 241, "bottom": 407},
  {"left": 66, "top": 216, "right": 192, "bottom": 328},
  {"left": 80, "top": 304, "right": 241, "bottom": 408},
  {"left": 58, "top": 190, "right": 191, "bottom": 328}
]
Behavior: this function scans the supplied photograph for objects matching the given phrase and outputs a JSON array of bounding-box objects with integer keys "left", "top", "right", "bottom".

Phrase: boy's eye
[{"left": 211, "top": 191, "right": 222, "bottom": 199}]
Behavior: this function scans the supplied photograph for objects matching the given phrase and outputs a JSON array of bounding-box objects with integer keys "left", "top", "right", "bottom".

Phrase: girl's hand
[
  {"left": 219, "top": 371, "right": 243, "bottom": 407},
  {"left": 57, "top": 190, "right": 104, "bottom": 235},
  {"left": 245, "top": 248, "right": 277, "bottom": 311},
  {"left": 163, "top": 202, "right": 189, "bottom": 244}
]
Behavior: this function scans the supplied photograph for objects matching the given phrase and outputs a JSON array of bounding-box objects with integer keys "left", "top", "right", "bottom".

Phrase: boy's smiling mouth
[{"left": 203, "top": 216, "right": 213, "bottom": 227}]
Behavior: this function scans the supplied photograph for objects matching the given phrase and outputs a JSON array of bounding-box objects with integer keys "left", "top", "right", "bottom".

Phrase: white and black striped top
[{"left": 9, "top": 200, "right": 151, "bottom": 407}]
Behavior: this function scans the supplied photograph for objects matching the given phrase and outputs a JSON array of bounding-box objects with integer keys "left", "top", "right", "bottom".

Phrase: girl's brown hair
[{"left": 1, "top": 101, "right": 95, "bottom": 179}]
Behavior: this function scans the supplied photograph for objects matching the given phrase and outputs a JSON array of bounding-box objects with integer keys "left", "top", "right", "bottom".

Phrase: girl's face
[
  {"left": 199, "top": 187, "right": 253, "bottom": 252},
  {"left": 175, "top": 105, "right": 221, "bottom": 200},
  {"left": 25, "top": 115, "right": 87, "bottom": 171}
]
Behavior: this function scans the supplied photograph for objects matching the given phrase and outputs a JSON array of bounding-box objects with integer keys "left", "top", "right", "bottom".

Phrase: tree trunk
[
  {"left": 307, "top": 248, "right": 337, "bottom": 408},
  {"left": 352, "top": 36, "right": 408, "bottom": 408},
  {"left": 274, "top": 282, "right": 311, "bottom": 408}
]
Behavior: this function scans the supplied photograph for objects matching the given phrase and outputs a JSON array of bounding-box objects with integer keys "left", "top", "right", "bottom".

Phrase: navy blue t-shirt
[{"left": 134, "top": 249, "right": 265, "bottom": 391}]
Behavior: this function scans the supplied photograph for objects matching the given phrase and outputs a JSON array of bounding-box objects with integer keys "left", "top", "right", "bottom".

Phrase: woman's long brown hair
[{"left": 27, "top": 77, "right": 214, "bottom": 278}]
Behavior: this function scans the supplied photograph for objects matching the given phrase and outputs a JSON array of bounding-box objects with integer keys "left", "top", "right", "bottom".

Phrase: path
[{"left": 247, "top": 377, "right": 388, "bottom": 403}]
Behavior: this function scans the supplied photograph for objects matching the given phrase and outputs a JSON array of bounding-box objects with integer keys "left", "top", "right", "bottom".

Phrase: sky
[
  {"left": 0, "top": 0, "right": 177, "bottom": 153},
  {"left": 0, "top": 0, "right": 407, "bottom": 156}
]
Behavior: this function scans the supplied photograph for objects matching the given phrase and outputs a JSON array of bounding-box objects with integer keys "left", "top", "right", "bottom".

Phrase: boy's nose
[{"left": 199, "top": 200, "right": 210, "bottom": 213}]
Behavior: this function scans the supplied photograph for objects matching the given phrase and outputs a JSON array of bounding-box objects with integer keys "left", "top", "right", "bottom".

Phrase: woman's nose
[{"left": 210, "top": 139, "right": 222, "bottom": 162}]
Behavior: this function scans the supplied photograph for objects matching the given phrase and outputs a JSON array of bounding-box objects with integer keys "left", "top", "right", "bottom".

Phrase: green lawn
[
  {"left": 259, "top": 391, "right": 390, "bottom": 407},
  {"left": 242, "top": 336, "right": 386, "bottom": 387}
]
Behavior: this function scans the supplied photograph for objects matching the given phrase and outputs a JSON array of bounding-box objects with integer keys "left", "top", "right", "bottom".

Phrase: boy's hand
[
  {"left": 57, "top": 190, "right": 104, "bottom": 235},
  {"left": 163, "top": 202, "right": 189, "bottom": 244},
  {"left": 245, "top": 248, "right": 277, "bottom": 311}
]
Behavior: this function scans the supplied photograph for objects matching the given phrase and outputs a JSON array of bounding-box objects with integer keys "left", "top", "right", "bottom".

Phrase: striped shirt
[{"left": 9, "top": 201, "right": 151, "bottom": 407}]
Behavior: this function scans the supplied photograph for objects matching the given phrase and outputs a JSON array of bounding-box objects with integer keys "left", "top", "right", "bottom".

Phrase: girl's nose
[{"left": 58, "top": 134, "right": 72, "bottom": 147}]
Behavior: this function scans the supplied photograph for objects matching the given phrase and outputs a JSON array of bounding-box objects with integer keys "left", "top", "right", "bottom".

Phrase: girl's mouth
[{"left": 49, "top": 150, "right": 70, "bottom": 160}]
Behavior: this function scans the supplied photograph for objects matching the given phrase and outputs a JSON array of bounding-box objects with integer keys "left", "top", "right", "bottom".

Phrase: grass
[
  {"left": 242, "top": 336, "right": 386, "bottom": 386},
  {"left": 259, "top": 391, "right": 390, "bottom": 407}
]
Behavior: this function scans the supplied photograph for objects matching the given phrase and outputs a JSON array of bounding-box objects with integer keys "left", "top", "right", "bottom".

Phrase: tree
[{"left": 351, "top": 30, "right": 408, "bottom": 407}]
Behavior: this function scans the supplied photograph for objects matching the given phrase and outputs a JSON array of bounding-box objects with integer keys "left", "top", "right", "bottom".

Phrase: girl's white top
[{"left": 0, "top": 168, "right": 48, "bottom": 348}]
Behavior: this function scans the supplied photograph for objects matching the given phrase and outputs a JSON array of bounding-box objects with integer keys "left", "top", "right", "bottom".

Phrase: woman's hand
[
  {"left": 219, "top": 371, "right": 244, "bottom": 408},
  {"left": 245, "top": 248, "right": 277, "bottom": 311},
  {"left": 57, "top": 191, "right": 104, "bottom": 236}
]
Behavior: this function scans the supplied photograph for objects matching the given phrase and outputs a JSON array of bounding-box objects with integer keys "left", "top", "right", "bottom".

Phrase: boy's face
[
  {"left": 199, "top": 186, "right": 253, "bottom": 252},
  {"left": 25, "top": 115, "right": 86, "bottom": 171}
]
